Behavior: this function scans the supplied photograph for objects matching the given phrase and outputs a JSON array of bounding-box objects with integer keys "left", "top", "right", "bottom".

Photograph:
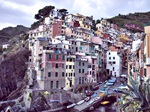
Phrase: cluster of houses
[
  {"left": 127, "top": 24, "right": 150, "bottom": 83},
  {"left": 27, "top": 8, "right": 148, "bottom": 93}
]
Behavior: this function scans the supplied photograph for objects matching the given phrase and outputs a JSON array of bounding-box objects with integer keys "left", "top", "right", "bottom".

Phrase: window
[
  {"left": 56, "top": 54, "right": 59, "bottom": 60},
  {"left": 62, "top": 64, "right": 64, "bottom": 68},
  {"left": 144, "top": 68, "right": 146, "bottom": 77},
  {"left": 48, "top": 63, "right": 51, "bottom": 68},
  {"left": 79, "top": 69, "right": 81, "bottom": 73},
  {"left": 76, "top": 47, "right": 78, "bottom": 52},
  {"left": 113, "top": 67, "right": 115, "bottom": 71},
  {"left": 79, "top": 62, "right": 81, "bottom": 66},
  {"left": 48, "top": 72, "right": 51, "bottom": 77},
  {"left": 69, "top": 65, "right": 72, "bottom": 69},
  {"left": 82, "top": 69, "right": 84, "bottom": 73},
  {"left": 70, "top": 58, "right": 72, "bottom": 62},
  {"left": 109, "top": 57, "right": 111, "bottom": 60},
  {"left": 113, "top": 62, "right": 116, "bottom": 64},
  {"left": 79, "top": 77, "right": 81, "bottom": 84},
  {"left": 51, "top": 81, "right": 53, "bottom": 89},
  {"left": 88, "top": 65, "right": 91, "bottom": 68},
  {"left": 144, "top": 54, "right": 146, "bottom": 62},
  {"left": 82, "top": 77, "right": 84, "bottom": 84},
  {"left": 66, "top": 65, "right": 68, "bottom": 69},
  {"left": 62, "top": 72, "right": 64, "bottom": 77},
  {"left": 62, "top": 55, "right": 65, "bottom": 60},
  {"left": 82, "top": 62, "right": 84, "bottom": 66},
  {"left": 109, "top": 52, "right": 110, "bottom": 55},
  {"left": 49, "top": 54, "right": 52, "bottom": 59},
  {"left": 66, "top": 73, "right": 68, "bottom": 77},
  {"left": 113, "top": 57, "right": 115, "bottom": 59},
  {"left": 74, "top": 73, "right": 75, "bottom": 76},
  {"left": 55, "top": 63, "right": 58, "bottom": 68},
  {"left": 55, "top": 72, "right": 58, "bottom": 77},
  {"left": 73, "top": 65, "right": 75, "bottom": 69},
  {"left": 56, "top": 81, "right": 59, "bottom": 88}
]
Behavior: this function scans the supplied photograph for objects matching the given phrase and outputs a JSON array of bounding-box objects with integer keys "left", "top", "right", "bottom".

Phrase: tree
[
  {"left": 59, "top": 8, "right": 68, "bottom": 20},
  {"left": 96, "top": 19, "right": 100, "bottom": 24},
  {"left": 34, "top": 5, "right": 55, "bottom": 20}
]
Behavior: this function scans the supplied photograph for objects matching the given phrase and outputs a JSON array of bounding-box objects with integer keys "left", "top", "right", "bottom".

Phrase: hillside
[
  {"left": 0, "top": 25, "right": 29, "bottom": 37},
  {"left": 107, "top": 11, "right": 150, "bottom": 32},
  {"left": 0, "top": 25, "right": 29, "bottom": 47},
  {"left": 0, "top": 48, "right": 30, "bottom": 101}
]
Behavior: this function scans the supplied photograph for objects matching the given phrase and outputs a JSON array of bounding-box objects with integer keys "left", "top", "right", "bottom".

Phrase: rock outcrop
[{"left": 0, "top": 48, "right": 30, "bottom": 101}]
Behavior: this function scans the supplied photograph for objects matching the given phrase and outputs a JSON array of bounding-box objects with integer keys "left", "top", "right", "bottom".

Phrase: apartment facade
[
  {"left": 143, "top": 25, "right": 150, "bottom": 79},
  {"left": 106, "top": 46, "right": 122, "bottom": 77},
  {"left": 65, "top": 55, "right": 76, "bottom": 91}
]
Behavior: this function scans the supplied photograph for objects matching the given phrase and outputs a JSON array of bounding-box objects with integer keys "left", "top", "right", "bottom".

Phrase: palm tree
[{"left": 119, "top": 76, "right": 150, "bottom": 112}]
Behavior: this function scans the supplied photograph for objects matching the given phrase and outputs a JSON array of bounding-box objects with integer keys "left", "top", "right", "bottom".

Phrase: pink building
[{"left": 37, "top": 46, "right": 66, "bottom": 90}]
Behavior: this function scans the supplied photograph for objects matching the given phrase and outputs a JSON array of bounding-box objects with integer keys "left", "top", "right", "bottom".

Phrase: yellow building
[{"left": 65, "top": 55, "right": 76, "bottom": 91}]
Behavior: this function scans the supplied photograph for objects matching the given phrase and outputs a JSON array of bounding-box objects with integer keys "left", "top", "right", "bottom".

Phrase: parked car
[
  {"left": 91, "top": 93, "right": 97, "bottom": 98},
  {"left": 97, "top": 81, "right": 102, "bottom": 85},
  {"left": 84, "top": 97, "right": 91, "bottom": 102},
  {"left": 86, "top": 99, "right": 94, "bottom": 105},
  {"left": 76, "top": 100, "right": 85, "bottom": 105},
  {"left": 105, "top": 82, "right": 114, "bottom": 86},
  {"left": 94, "top": 96, "right": 100, "bottom": 101},
  {"left": 113, "top": 89, "right": 123, "bottom": 93},
  {"left": 108, "top": 78, "right": 116, "bottom": 83},
  {"left": 67, "top": 103, "right": 76, "bottom": 109},
  {"left": 117, "top": 85, "right": 128, "bottom": 90},
  {"left": 99, "top": 87, "right": 109, "bottom": 93},
  {"left": 86, "top": 91, "right": 94, "bottom": 96},
  {"left": 92, "top": 86, "right": 99, "bottom": 91},
  {"left": 62, "top": 100, "right": 73, "bottom": 106}
]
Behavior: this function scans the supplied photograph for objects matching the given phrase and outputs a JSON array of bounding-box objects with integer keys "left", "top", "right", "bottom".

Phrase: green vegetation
[
  {"left": 34, "top": 5, "right": 55, "bottom": 20},
  {"left": 119, "top": 76, "right": 150, "bottom": 112},
  {"left": 107, "top": 11, "right": 150, "bottom": 32},
  {"left": 31, "top": 5, "right": 68, "bottom": 29}
]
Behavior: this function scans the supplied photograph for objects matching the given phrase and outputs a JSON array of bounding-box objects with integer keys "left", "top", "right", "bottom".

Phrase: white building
[
  {"left": 106, "top": 50, "right": 122, "bottom": 77},
  {"left": 2, "top": 43, "right": 10, "bottom": 49}
]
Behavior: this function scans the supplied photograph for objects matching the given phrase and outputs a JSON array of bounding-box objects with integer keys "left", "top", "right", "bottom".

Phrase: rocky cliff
[{"left": 0, "top": 48, "right": 30, "bottom": 101}]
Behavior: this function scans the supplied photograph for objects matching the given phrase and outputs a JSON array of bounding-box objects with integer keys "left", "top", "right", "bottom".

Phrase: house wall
[
  {"left": 52, "top": 21, "right": 62, "bottom": 38},
  {"left": 65, "top": 56, "right": 76, "bottom": 90},
  {"left": 75, "top": 59, "right": 88, "bottom": 86},
  {"left": 106, "top": 51, "right": 122, "bottom": 77}
]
